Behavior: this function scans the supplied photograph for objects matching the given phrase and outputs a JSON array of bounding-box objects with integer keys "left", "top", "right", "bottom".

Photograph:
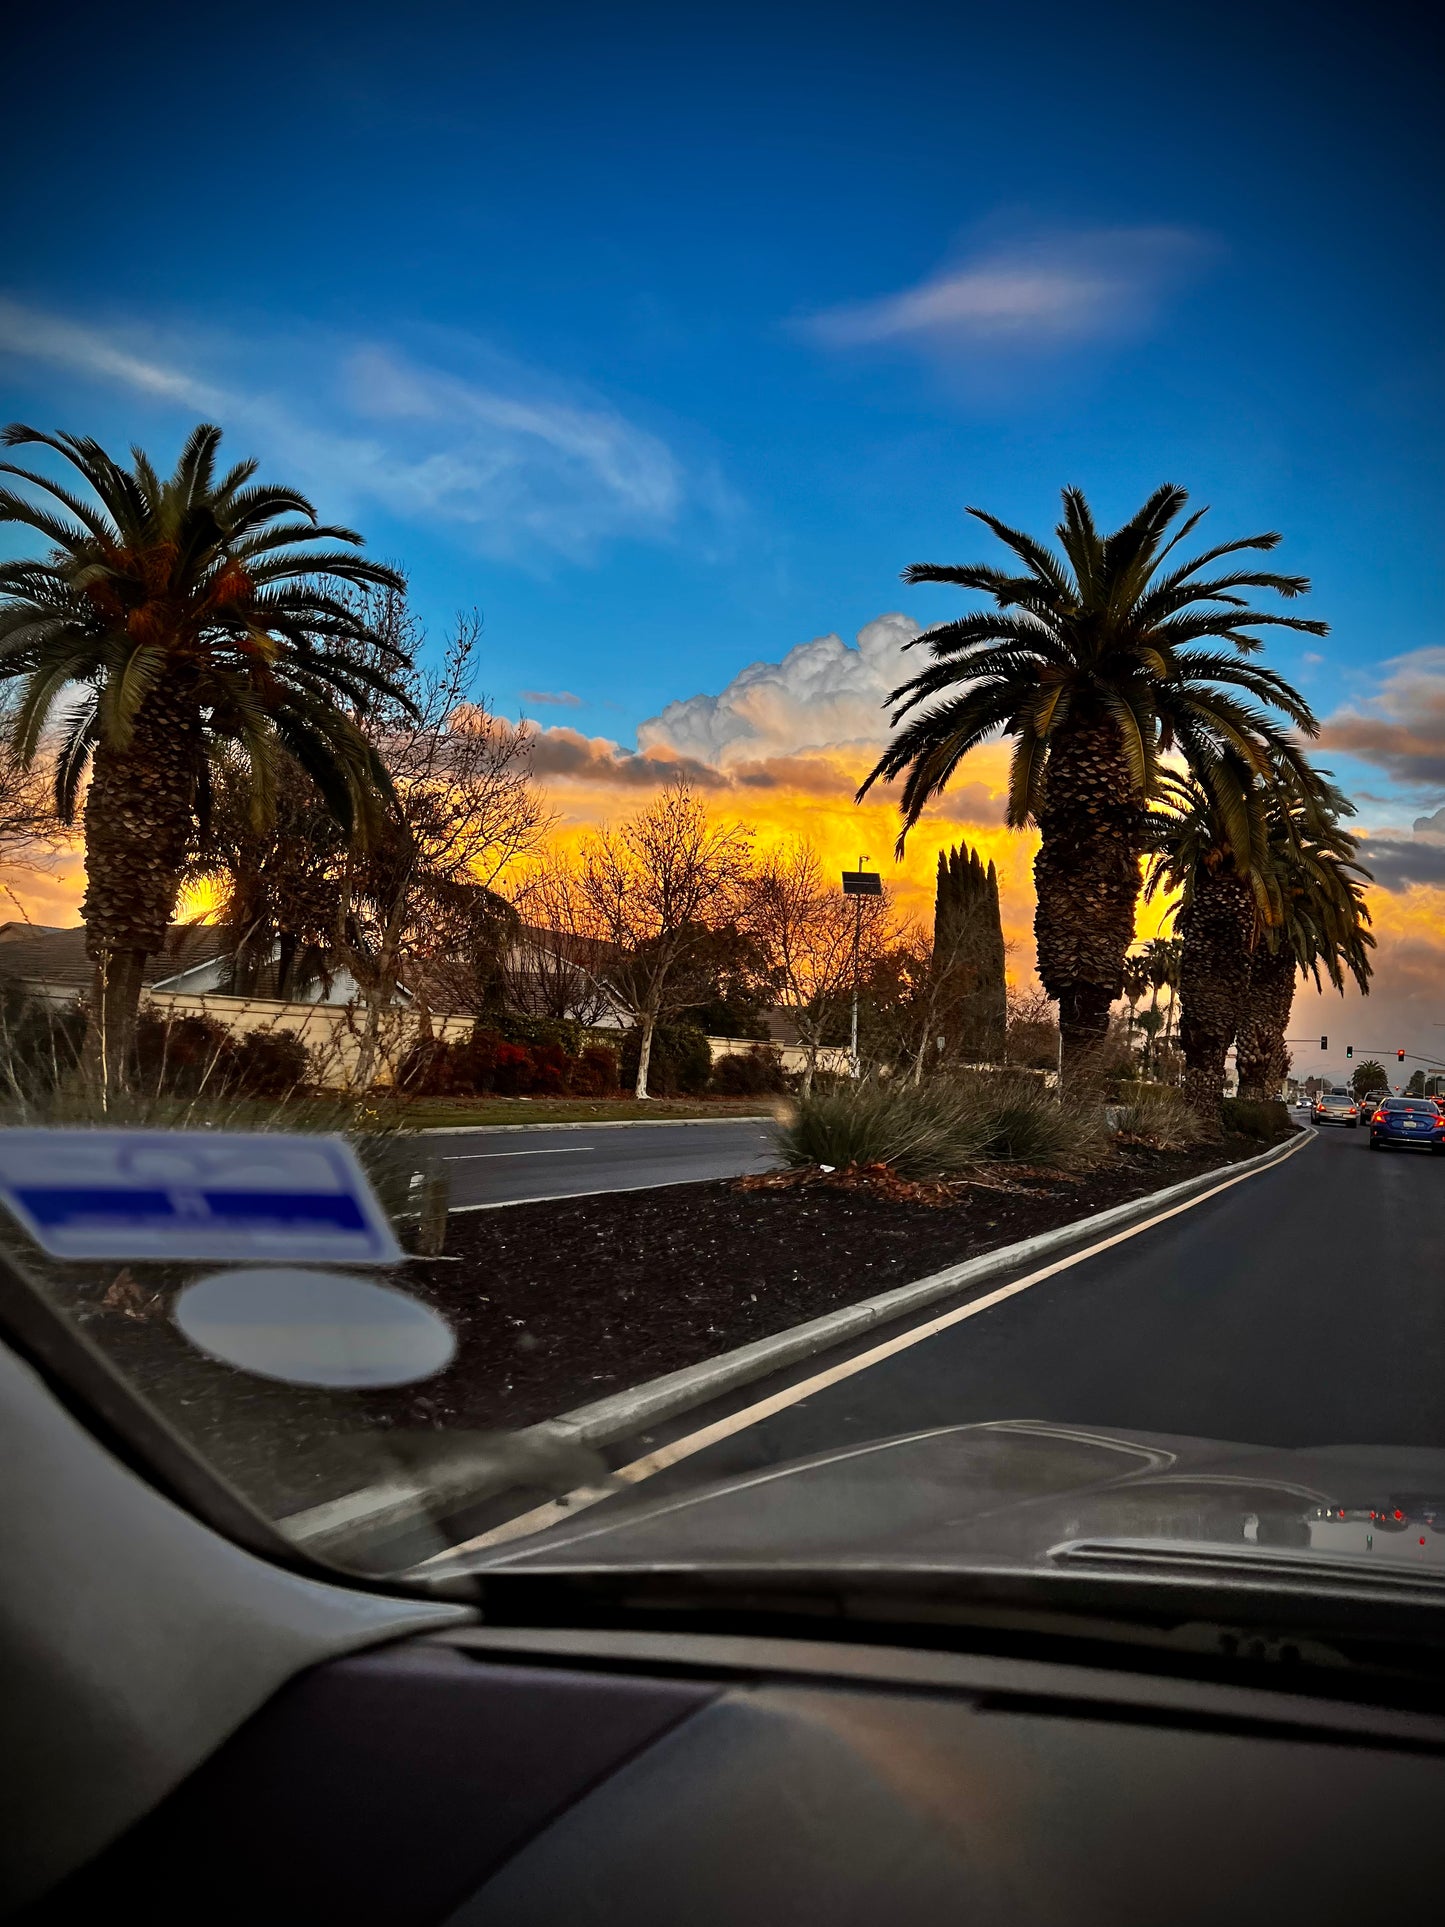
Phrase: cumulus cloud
[
  {"left": 520, "top": 689, "right": 583, "bottom": 708},
  {"left": 512, "top": 614, "right": 1008, "bottom": 824},
  {"left": 804, "top": 227, "right": 1209, "bottom": 356},
  {"left": 1318, "top": 648, "right": 1445, "bottom": 790},
  {"left": 0, "top": 294, "right": 690, "bottom": 563},
  {"left": 1413, "top": 806, "right": 1445, "bottom": 837},
  {"left": 638, "top": 613, "right": 923, "bottom": 767}
]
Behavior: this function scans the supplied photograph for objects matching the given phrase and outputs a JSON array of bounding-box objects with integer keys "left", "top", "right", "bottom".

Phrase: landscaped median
[
  {"left": 281, "top": 1120, "right": 1310, "bottom": 1555},
  {"left": 374, "top": 1114, "right": 1304, "bottom": 1435},
  {"left": 68, "top": 1085, "right": 1302, "bottom": 1549}
]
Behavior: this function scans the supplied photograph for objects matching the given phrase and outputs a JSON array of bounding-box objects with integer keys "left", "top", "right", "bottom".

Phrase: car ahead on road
[
  {"left": 1312, "top": 1093, "right": 1358, "bottom": 1127},
  {"left": 1368, "top": 1096, "right": 1445, "bottom": 1153}
]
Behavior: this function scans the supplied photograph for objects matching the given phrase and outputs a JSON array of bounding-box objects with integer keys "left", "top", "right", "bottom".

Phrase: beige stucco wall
[
  {"left": 705, "top": 1034, "right": 852, "bottom": 1078},
  {"left": 139, "top": 990, "right": 475, "bottom": 1089}
]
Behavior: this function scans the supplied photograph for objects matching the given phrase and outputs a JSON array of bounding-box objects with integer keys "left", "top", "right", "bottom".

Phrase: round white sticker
[{"left": 173, "top": 1267, "right": 456, "bottom": 1388}]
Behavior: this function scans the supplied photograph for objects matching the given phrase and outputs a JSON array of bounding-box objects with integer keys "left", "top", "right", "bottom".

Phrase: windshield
[{"left": 2, "top": 6, "right": 1444, "bottom": 1638}]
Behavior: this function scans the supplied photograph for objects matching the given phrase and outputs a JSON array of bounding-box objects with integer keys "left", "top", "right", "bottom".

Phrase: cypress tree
[{"left": 932, "top": 842, "right": 1007, "bottom": 1060}]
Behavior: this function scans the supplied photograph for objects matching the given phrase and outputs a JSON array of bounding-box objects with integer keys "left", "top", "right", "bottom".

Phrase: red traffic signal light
[{"left": 1398, "top": 1049, "right": 1406, "bottom": 1062}]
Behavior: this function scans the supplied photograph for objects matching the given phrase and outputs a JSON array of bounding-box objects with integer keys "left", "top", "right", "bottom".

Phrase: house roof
[
  {"left": 0, "top": 925, "right": 227, "bottom": 993},
  {"left": 0, "top": 922, "right": 67, "bottom": 945}
]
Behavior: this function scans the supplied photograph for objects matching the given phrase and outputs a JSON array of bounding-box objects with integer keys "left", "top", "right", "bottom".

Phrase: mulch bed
[{"left": 64, "top": 1132, "right": 1291, "bottom": 1522}]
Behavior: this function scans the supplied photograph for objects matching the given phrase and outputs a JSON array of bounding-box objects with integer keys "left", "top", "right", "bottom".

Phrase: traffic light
[
  {"left": 1398, "top": 1048, "right": 1406, "bottom": 1062},
  {"left": 1346, "top": 1045, "right": 1353, "bottom": 1059},
  {"left": 1320, "top": 1036, "right": 1328, "bottom": 1050}
]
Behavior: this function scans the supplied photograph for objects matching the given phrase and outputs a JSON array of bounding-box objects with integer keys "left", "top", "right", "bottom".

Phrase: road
[
  {"left": 430, "top": 1117, "right": 780, "bottom": 1210},
  {"left": 578, "top": 1119, "right": 1445, "bottom": 1510}
]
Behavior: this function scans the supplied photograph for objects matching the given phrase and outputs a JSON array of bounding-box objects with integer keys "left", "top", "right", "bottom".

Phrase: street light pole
[{"left": 841, "top": 857, "right": 881, "bottom": 1081}]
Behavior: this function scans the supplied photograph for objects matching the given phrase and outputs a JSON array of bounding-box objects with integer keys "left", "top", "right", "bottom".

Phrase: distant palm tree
[
  {"left": 1138, "top": 935, "right": 1182, "bottom": 1080},
  {"left": 1234, "top": 770, "right": 1372, "bottom": 1099},
  {"left": 1120, "top": 950, "right": 1151, "bottom": 1057},
  {"left": 0, "top": 422, "right": 410, "bottom": 1083},
  {"left": 1350, "top": 1059, "right": 1387, "bottom": 1104},
  {"left": 860, "top": 485, "right": 1322, "bottom": 1087}
]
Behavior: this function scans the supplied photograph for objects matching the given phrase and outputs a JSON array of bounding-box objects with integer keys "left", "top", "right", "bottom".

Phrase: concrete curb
[
  {"left": 418, "top": 1115, "right": 776, "bottom": 1138},
  {"left": 284, "top": 1128, "right": 1313, "bottom": 1548}
]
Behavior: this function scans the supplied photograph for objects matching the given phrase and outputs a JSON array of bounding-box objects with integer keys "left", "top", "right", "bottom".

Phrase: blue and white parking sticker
[{"left": 0, "top": 1129, "right": 402, "bottom": 1266}]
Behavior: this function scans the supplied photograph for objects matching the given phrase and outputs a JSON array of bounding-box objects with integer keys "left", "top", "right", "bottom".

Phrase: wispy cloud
[
  {"left": 520, "top": 688, "right": 583, "bottom": 708},
  {"left": 804, "top": 226, "right": 1210, "bottom": 357},
  {"left": 0, "top": 295, "right": 693, "bottom": 564}
]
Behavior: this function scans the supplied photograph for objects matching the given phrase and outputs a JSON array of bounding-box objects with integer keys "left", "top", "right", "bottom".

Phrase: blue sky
[{"left": 3, "top": 0, "right": 1441, "bottom": 753}]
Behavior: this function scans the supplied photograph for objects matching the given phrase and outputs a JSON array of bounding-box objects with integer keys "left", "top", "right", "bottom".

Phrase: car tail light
[{"left": 1372, "top": 1110, "right": 1386, "bottom": 1123}]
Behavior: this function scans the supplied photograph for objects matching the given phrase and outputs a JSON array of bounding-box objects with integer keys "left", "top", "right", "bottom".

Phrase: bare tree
[
  {"left": 567, "top": 779, "right": 753, "bottom": 1098},
  {"left": 335, "top": 602, "right": 551, "bottom": 1085},
  {"left": 749, "top": 838, "right": 889, "bottom": 1093},
  {"left": 502, "top": 858, "right": 617, "bottom": 1025},
  {"left": 0, "top": 695, "right": 67, "bottom": 916}
]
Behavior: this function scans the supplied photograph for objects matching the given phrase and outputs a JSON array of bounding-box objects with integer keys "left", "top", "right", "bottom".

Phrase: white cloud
[
  {"left": 638, "top": 613, "right": 923, "bottom": 766},
  {"left": 0, "top": 295, "right": 689, "bottom": 564},
  {"left": 805, "top": 226, "right": 1209, "bottom": 355},
  {"left": 0, "top": 296, "right": 228, "bottom": 411}
]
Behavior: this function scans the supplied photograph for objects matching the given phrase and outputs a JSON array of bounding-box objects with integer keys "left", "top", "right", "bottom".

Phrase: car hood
[{"left": 470, "top": 1420, "right": 1445, "bottom": 1583}]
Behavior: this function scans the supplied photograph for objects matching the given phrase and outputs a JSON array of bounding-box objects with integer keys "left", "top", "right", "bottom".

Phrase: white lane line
[
  {"left": 423, "top": 1131, "right": 1313, "bottom": 1567},
  {"left": 446, "top": 1170, "right": 778, "bottom": 1213},
  {"left": 443, "top": 1147, "right": 596, "bottom": 1161}
]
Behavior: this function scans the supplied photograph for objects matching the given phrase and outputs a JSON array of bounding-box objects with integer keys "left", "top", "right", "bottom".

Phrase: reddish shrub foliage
[{"left": 398, "top": 1029, "right": 621, "bottom": 1098}]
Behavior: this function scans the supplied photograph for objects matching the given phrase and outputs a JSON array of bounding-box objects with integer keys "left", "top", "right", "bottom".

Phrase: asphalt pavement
[
  {"left": 606, "top": 1120, "right": 1445, "bottom": 1501},
  {"left": 432, "top": 1117, "right": 780, "bottom": 1209}
]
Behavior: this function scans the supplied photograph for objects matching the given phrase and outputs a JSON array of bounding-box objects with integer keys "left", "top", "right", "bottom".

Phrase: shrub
[
  {"left": 571, "top": 1042, "right": 620, "bottom": 1095},
  {"left": 131, "top": 1007, "right": 237, "bottom": 1097},
  {"left": 475, "top": 1011, "right": 587, "bottom": 1057},
  {"left": 620, "top": 1022, "right": 712, "bottom": 1096},
  {"left": 777, "top": 1076, "right": 988, "bottom": 1178},
  {"left": 399, "top": 1027, "right": 621, "bottom": 1099},
  {"left": 0, "top": 986, "right": 85, "bottom": 1102},
  {"left": 710, "top": 1045, "right": 788, "bottom": 1097},
  {"left": 1112, "top": 1090, "right": 1204, "bottom": 1151},
  {"left": 230, "top": 1027, "right": 312, "bottom": 1097},
  {"left": 397, "top": 1035, "right": 474, "bottom": 1095},
  {"left": 955, "top": 1072, "right": 1106, "bottom": 1168},
  {"left": 1222, "top": 1097, "right": 1293, "bottom": 1141}
]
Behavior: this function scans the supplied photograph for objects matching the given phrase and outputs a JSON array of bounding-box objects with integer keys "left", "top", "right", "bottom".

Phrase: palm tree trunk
[
  {"left": 80, "top": 677, "right": 202, "bottom": 1092},
  {"left": 1033, "top": 717, "right": 1144, "bottom": 1095},
  {"left": 1178, "top": 866, "right": 1254, "bottom": 1126},
  {"left": 1235, "top": 943, "right": 1296, "bottom": 1100}
]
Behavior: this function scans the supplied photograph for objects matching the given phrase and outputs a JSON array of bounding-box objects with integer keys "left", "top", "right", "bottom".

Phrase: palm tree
[
  {"left": 1140, "top": 935, "right": 1181, "bottom": 1078},
  {"left": 1145, "top": 763, "right": 1275, "bottom": 1122},
  {"left": 859, "top": 485, "right": 1322, "bottom": 1087},
  {"left": 1120, "top": 950, "right": 1150, "bottom": 1060},
  {"left": 0, "top": 422, "right": 411, "bottom": 1083},
  {"left": 1234, "top": 772, "right": 1372, "bottom": 1099}
]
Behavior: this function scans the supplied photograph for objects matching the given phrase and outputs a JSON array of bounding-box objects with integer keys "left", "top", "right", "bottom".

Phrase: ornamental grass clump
[
  {"left": 1111, "top": 1090, "right": 1205, "bottom": 1152},
  {"left": 775, "top": 1075, "right": 988, "bottom": 1179},
  {"left": 956, "top": 1072, "right": 1108, "bottom": 1168}
]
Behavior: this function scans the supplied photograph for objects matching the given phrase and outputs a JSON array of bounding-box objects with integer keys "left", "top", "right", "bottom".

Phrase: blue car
[{"left": 1368, "top": 1097, "right": 1445, "bottom": 1153}]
